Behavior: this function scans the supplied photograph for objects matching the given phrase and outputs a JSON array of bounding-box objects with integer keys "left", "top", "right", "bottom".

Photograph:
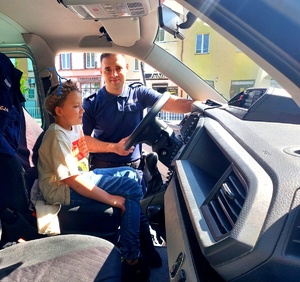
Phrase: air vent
[
  {"left": 201, "top": 165, "right": 247, "bottom": 241},
  {"left": 285, "top": 204, "right": 300, "bottom": 258},
  {"left": 127, "top": 2, "right": 145, "bottom": 16}
]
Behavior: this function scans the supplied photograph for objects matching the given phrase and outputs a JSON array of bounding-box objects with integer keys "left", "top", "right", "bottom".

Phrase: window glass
[
  {"left": 230, "top": 80, "right": 255, "bottom": 98},
  {"left": 81, "top": 83, "right": 100, "bottom": 99},
  {"left": 86, "top": 53, "right": 95, "bottom": 68},
  {"left": 156, "top": 1, "right": 283, "bottom": 100},
  {"left": 61, "top": 53, "right": 71, "bottom": 69},
  {"left": 155, "top": 29, "right": 165, "bottom": 42},
  {"left": 134, "top": 58, "right": 139, "bottom": 71},
  {"left": 9, "top": 57, "right": 42, "bottom": 125},
  {"left": 196, "top": 34, "right": 209, "bottom": 54}
]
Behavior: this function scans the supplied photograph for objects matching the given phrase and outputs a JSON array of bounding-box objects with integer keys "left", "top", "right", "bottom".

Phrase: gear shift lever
[
  {"left": 145, "top": 152, "right": 159, "bottom": 176},
  {"left": 143, "top": 152, "right": 163, "bottom": 199}
]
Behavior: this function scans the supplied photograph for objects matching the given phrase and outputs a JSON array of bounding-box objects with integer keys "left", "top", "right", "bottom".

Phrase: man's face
[{"left": 100, "top": 54, "right": 128, "bottom": 95}]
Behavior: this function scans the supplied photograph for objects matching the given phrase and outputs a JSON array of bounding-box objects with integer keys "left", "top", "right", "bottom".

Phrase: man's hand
[
  {"left": 113, "top": 136, "right": 134, "bottom": 156},
  {"left": 110, "top": 195, "right": 126, "bottom": 214},
  {"left": 84, "top": 135, "right": 134, "bottom": 155}
]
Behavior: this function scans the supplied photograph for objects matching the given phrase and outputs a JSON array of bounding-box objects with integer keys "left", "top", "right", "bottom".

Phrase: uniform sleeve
[
  {"left": 82, "top": 95, "right": 96, "bottom": 136},
  {"left": 136, "top": 86, "right": 162, "bottom": 109}
]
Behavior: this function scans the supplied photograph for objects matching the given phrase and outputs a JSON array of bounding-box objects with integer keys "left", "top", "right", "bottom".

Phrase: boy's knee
[
  {"left": 127, "top": 180, "right": 143, "bottom": 199},
  {"left": 124, "top": 167, "right": 141, "bottom": 181}
]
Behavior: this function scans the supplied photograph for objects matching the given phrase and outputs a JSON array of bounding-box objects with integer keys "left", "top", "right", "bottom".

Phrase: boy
[{"left": 38, "top": 80, "right": 149, "bottom": 281}]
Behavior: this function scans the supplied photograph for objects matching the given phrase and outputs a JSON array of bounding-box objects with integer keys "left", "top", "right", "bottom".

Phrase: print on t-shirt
[{"left": 72, "top": 135, "right": 89, "bottom": 172}]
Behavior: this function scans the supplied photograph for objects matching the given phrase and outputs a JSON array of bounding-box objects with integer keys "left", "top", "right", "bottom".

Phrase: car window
[
  {"left": 158, "top": 2, "right": 282, "bottom": 101},
  {"left": 53, "top": 2, "right": 284, "bottom": 110},
  {"left": 3, "top": 53, "right": 43, "bottom": 127}
]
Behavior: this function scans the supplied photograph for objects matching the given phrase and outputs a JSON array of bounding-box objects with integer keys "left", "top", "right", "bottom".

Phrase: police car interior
[{"left": 1, "top": 0, "right": 300, "bottom": 281}]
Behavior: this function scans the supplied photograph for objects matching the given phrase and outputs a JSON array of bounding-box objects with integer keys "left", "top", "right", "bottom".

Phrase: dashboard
[
  {"left": 162, "top": 88, "right": 300, "bottom": 281},
  {"left": 225, "top": 87, "right": 300, "bottom": 123}
]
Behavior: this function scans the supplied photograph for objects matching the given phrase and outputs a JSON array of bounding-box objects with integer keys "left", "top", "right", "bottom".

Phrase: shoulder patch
[
  {"left": 128, "top": 82, "right": 144, "bottom": 89},
  {"left": 85, "top": 92, "right": 97, "bottom": 100}
]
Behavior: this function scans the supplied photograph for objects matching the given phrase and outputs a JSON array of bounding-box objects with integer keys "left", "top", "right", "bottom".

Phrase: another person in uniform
[
  {"left": 82, "top": 53, "right": 194, "bottom": 170},
  {"left": 82, "top": 53, "right": 195, "bottom": 268}
]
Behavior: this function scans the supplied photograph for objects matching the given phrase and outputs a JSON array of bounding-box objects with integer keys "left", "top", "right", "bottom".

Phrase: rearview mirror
[{"left": 158, "top": 5, "right": 184, "bottom": 40}]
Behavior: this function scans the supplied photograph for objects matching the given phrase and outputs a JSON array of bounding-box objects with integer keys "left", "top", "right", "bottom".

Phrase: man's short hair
[{"left": 100, "top": 53, "right": 126, "bottom": 63}]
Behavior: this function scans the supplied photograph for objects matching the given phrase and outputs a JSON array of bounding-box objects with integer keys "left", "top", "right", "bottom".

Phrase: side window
[
  {"left": 61, "top": 53, "right": 71, "bottom": 70},
  {"left": 196, "top": 34, "right": 209, "bottom": 54},
  {"left": 10, "top": 57, "right": 42, "bottom": 126}
]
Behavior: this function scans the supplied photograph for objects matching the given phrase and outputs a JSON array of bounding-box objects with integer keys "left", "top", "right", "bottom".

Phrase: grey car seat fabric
[{"left": 0, "top": 234, "right": 121, "bottom": 282}]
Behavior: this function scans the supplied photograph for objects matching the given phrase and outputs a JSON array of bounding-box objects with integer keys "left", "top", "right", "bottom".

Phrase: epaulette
[
  {"left": 85, "top": 92, "right": 97, "bottom": 100},
  {"left": 128, "top": 82, "right": 144, "bottom": 89}
]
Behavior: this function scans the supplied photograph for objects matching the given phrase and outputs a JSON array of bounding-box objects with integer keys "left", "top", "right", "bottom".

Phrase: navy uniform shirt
[{"left": 82, "top": 84, "right": 161, "bottom": 163}]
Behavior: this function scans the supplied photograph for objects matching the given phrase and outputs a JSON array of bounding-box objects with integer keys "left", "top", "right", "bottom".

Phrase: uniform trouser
[{"left": 0, "top": 153, "right": 28, "bottom": 213}]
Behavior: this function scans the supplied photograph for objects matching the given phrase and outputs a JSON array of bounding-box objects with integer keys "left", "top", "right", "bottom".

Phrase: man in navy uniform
[{"left": 82, "top": 53, "right": 195, "bottom": 268}]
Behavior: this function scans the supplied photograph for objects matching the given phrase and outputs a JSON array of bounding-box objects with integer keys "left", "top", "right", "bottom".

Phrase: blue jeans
[{"left": 69, "top": 166, "right": 143, "bottom": 260}]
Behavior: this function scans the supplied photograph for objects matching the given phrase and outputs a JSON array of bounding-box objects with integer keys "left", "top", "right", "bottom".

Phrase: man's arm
[
  {"left": 162, "top": 95, "right": 195, "bottom": 113},
  {"left": 84, "top": 135, "right": 134, "bottom": 155}
]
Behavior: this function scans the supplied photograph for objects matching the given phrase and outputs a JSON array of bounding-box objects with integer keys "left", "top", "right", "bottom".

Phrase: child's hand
[{"left": 111, "top": 195, "right": 126, "bottom": 215}]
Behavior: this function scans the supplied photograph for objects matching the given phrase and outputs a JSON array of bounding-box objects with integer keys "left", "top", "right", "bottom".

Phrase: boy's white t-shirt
[{"left": 38, "top": 123, "right": 89, "bottom": 205}]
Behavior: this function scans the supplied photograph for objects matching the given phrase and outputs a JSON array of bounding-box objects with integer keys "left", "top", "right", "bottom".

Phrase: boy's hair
[{"left": 45, "top": 80, "right": 79, "bottom": 117}]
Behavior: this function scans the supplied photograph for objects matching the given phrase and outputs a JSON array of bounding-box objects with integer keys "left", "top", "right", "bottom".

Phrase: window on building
[
  {"left": 81, "top": 83, "right": 100, "bottom": 99},
  {"left": 134, "top": 59, "right": 139, "bottom": 71},
  {"left": 155, "top": 28, "right": 165, "bottom": 42},
  {"left": 152, "top": 83, "right": 168, "bottom": 94},
  {"left": 196, "top": 34, "right": 209, "bottom": 54},
  {"left": 205, "top": 80, "right": 215, "bottom": 88},
  {"left": 230, "top": 80, "right": 255, "bottom": 98},
  {"left": 28, "top": 59, "right": 33, "bottom": 71},
  {"left": 61, "top": 53, "right": 71, "bottom": 69},
  {"left": 86, "top": 53, "right": 95, "bottom": 68},
  {"left": 28, "top": 88, "right": 35, "bottom": 99},
  {"left": 270, "top": 79, "right": 282, "bottom": 88}
]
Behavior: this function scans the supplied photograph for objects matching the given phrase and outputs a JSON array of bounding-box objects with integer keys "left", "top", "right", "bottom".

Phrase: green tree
[{"left": 14, "top": 60, "right": 29, "bottom": 97}]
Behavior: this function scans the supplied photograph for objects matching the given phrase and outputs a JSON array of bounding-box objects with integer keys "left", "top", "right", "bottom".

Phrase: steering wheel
[{"left": 124, "top": 91, "right": 171, "bottom": 150}]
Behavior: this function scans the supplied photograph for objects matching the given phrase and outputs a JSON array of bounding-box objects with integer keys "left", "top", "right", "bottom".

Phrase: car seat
[
  {"left": 0, "top": 234, "right": 121, "bottom": 281},
  {"left": 0, "top": 107, "right": 122, "bottom": 247},
  {"left": 0, "top": 54, "right": 122, "bottom": 248},
  {"left": 0, "top": 52, "right": 122, "bottom": 282}
]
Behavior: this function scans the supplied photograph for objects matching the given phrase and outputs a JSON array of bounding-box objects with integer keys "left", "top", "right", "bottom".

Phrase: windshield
[{"left": 155, "top": 1, "right": 282, "bottom": 101}]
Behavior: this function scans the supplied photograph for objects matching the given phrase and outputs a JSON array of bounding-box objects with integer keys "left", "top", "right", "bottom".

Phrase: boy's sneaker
[{"left": 122, "top": 257, "right": 150, "bottom": 282}]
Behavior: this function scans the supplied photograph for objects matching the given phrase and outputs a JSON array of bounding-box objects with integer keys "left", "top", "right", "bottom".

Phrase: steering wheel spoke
[{"left": 124, "top": 92, "right": 171, "bottom": 150}]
